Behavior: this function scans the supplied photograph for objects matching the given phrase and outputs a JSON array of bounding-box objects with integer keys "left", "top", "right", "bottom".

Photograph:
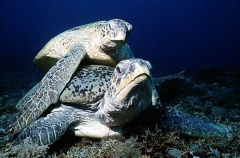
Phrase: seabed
[{"left": 0, "top": 67, "right": 240, "bottom": 157}]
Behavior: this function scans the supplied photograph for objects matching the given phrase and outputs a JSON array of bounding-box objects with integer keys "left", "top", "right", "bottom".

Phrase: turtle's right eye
[{"left": 116, "top": 66, "right": 124, "bottom": 75}]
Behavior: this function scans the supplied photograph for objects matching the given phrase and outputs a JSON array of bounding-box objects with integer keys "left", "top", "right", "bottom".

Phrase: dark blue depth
[{"left": 0, "top": 0, "right": 240, "bottom": 75}]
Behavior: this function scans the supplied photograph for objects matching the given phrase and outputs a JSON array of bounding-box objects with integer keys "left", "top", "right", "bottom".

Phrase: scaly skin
[
  {"left": 8, "top": 45, "right": 86, "bottom": 135},
  {"left": 16, "top": 104, "right": 90, "bottom": 146}
]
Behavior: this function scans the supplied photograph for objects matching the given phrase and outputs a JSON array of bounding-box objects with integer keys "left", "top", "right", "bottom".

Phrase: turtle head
[
  {"left": 96, "top": 58, "right": 156, "bottom": 126},
  {"left": 99, "top": 19, "right": 132, "bottom": 51}
]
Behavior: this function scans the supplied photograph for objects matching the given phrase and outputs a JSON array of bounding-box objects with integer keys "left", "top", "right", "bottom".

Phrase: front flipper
[
  {"left": 160, "top": 111, "right": 228, "bottom": 138},
  {"left": 16, "top": 104, "right": 89, "bottom": 146},
  {"left": 8, "top": 45, "right": 87, "bottom": 135}
]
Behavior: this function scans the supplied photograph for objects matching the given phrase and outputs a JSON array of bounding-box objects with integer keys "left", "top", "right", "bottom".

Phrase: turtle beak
[
  {"left": 108, "top": 27, "right": 128, "bottom": 42},
  {"left": 111, "top": 29, "right": 127, "bottom": 41},
  {"left": 133, "top": 74, "right": 150, "bottom": 85}
]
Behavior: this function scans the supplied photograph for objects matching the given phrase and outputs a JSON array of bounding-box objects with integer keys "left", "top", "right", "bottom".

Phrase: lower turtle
[
  {"left": 14, "top": 58, "right": 159, "bottom": 146},
  {"left": 8, "top": 19, "right": 134, "bottom": 136},
  {"left": 14, "top": 59, "right": 228, "bottom": 147}
]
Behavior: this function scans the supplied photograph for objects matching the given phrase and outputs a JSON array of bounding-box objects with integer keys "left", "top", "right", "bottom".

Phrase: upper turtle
[{"left": 34, "top": 19, "right": 134, "bottom": 72}]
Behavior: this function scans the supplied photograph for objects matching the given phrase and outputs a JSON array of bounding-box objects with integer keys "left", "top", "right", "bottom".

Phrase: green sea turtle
[
  {"left": 15, "top": 58, "right": 158, "bottom": 146},
  {"left": 13, "top": 59, "right": 229, "bottom": 147},
  {"left": 8, "top": 19, "right": 134, "bottom": 136},
  {"left": 33, "top": 19, "right": 134, "bottom": 72}
]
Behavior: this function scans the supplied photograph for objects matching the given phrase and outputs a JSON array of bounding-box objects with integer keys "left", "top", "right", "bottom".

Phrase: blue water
[{"left": 0, "top": 0, "right": 240, "bottom": 75}]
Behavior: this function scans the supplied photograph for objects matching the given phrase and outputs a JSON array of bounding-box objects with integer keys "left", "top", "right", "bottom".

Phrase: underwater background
[
  {"left": 0, "top": 0, "right": 240, "bottom": 75},
  {"left": 1, "top": 1, "right": 240, "bottom": 157}
]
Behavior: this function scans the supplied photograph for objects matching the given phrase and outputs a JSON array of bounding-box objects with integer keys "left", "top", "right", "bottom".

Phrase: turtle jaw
[
  {"left": 101, "top": 38, "right": 126, "bottom": 52},
  {"left": 114, "top": 74, "right": 151, "bottom": 101},
  {"left": 113, "top": 74, "right": 153, "bottom": 115},
  {"left": 95, "top": 76, "right": 153, "bottom": 127}
]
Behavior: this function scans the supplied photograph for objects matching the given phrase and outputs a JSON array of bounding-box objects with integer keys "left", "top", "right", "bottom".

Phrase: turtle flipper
[
  {"left": 161, "top": 111, "right": 228, "bottom": 138},
  {"left": 16, "top": 104, "right": 88, "bottom": 146},
  {"left": 8, "top": 45, "right": 87, "bottom": 135}
]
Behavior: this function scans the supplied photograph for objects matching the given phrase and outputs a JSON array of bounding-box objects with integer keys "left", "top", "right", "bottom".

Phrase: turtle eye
[
  {"left": 108, "top": 23, "right": 112, "bottom": 30},
  {"left": 116, "top": 66, "right": 124, "bottom": 75}
]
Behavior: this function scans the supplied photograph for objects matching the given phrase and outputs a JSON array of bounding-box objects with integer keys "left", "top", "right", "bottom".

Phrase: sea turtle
[
  {"left": 14, "top": 58, "right": 158, "bottom": 146},
  {"left": 12, "top": 59, "right": 229, "bottom": 147},
  {"left": 33, "top": 19, "right": 134, "bottom": 72},
  {"left": 8, "top": 19, "right": 135, "bottom": 136}
]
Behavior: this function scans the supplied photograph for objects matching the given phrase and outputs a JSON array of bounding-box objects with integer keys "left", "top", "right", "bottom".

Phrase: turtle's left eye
[{"left": 116, "top": 66, "right": 124, "bottom": 75}]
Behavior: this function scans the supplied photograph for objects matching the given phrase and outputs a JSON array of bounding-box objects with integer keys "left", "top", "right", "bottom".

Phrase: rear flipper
[
  {"left": 160, "top": 111, "right": 229, "bottom": 138},
  {"left": 15, "top": 104, "right": 88, "bottom": 146}
]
